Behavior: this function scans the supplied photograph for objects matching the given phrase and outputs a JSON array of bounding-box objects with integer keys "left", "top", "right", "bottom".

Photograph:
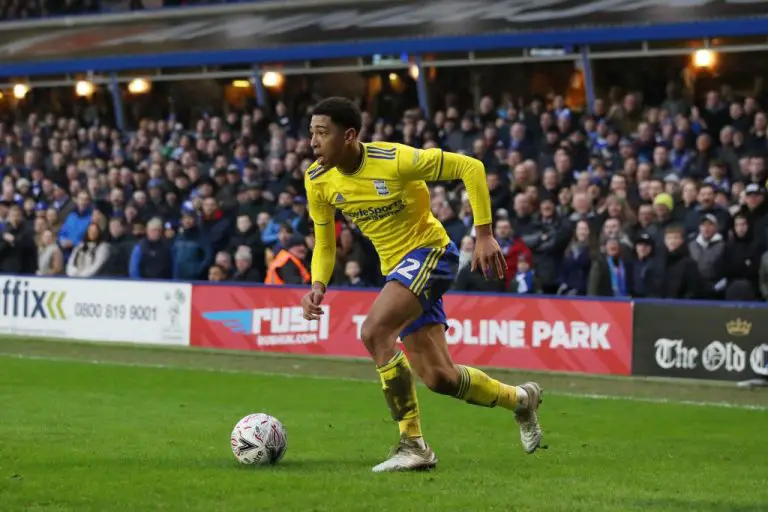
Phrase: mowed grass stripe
[
  {"left": 2, "top": 351, "right": 767, "bottom": 412},
  {"left": 0, "top": 356, "right": 766, "bottom": 512}
]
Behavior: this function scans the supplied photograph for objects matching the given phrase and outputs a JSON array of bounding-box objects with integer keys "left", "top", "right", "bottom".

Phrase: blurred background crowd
[{"left": 1, "top": 1, "right": 768, "bottom": 303}]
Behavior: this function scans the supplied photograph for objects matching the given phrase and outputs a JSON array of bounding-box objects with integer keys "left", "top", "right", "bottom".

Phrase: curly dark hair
[{"left": 312, "top": 97, "right": 362, "bottom": 134}]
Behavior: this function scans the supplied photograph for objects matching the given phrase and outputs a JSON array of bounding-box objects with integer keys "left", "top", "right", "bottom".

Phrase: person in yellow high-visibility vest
[{"left": 265, "top": 235, "right": 311, "bottom": 285}]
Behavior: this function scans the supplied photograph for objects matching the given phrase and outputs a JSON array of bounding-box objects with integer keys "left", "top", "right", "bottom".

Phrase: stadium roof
[{"left": 0, "top": 0, "right": 767, "bottom": 76}]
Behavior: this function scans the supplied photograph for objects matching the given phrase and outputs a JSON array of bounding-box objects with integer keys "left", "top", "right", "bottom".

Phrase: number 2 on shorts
[{"left": 394, "top": 258, "right": 421, "bottom": 280}]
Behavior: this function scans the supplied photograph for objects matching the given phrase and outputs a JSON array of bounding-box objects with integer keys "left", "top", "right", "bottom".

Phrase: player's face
[{"left": 310, "top": 115, "right": 352, "bottom": 168}]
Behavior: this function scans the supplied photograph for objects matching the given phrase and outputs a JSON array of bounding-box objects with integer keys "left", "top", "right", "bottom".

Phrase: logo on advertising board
[
  {"left": 634, "top": 304, "right": 768, "bottom": 381},
  {"left": 203, "top": 306, "right": 330, "bottom": 346},
  {"left": 0, "top": 278, "right": 66, "bottom": 320},
  {"left": 162, "top": 288, "right": 188, "bottom": 339}
]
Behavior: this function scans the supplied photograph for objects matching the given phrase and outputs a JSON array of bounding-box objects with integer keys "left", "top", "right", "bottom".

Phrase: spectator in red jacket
[{"left": 494, "top": 218, "right": 532, "bottom": 289}]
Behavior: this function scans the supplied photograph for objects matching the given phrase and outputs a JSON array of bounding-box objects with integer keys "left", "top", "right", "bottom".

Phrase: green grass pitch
[{"left": 1, "top": 338, "right": 767, "bottom": 512}]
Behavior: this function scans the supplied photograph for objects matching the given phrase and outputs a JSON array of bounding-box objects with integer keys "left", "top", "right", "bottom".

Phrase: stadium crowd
[{"left": 1, "top": 81, "right": 768, "bottom": 302}]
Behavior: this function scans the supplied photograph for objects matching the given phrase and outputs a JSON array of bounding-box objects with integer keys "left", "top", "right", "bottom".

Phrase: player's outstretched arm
[{"left": 397, "top": 146, "right": 505, "bottom": 279}]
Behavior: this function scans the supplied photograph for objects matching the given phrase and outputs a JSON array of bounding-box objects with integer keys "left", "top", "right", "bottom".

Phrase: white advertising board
[{"left": 0, "top": 277, "right": 191, "bottom": 346}]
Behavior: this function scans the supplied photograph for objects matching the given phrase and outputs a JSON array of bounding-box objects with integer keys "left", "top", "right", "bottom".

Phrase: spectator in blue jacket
[
  {"left": 129, "top": 217, "right": 173, "bottom": 279},
  {"left": 262, "top": 192, "right": 297, "bottom": 247},
  {"left": 58, "top": 190, "right": 93, "bottom": 255},
  {"left": 172, "top": 208, "right": 211, "bottom": 280}
]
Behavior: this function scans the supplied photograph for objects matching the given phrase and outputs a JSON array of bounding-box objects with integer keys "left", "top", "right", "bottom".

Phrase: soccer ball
[{"left": 230, "top": 413, "right": 287, "bottom": 465}]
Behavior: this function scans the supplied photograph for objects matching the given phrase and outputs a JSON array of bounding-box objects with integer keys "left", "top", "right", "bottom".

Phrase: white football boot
[
  {"left": 515, "top": 382, "right": 544, "bottom": 454},
  {"left": 372, "top": 435, "right": 438, "bottom": 473}
]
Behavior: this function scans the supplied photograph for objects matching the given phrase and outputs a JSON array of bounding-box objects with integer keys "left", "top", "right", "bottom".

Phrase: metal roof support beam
[
  {"left": 414, "top": 55, "right": 430, "bottom": 119},
  {"left": 251, "top": 65, "right": 268, "bottom": 109},
  {"left": 109, "top": 72, "right": 125, "bottom": 132},
  {"left": 580, "top": 45, "right": 596, "bottom": 115}
]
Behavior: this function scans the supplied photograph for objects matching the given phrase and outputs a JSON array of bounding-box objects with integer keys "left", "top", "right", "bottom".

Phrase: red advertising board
[{"left": 191, "top": 285, "right": 633, "bottom": 375}]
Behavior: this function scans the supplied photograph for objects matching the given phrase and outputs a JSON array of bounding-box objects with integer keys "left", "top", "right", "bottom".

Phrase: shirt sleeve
[
  {"left": 305, "top": 172, "right": 336, "bottom": 286},
  {"left": 397, "top": 145, "right": 493, "bottom": 227}
]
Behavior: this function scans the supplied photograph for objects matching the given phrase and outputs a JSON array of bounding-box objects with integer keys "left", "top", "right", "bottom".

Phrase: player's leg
[
  {"left": 364, "top": 281, "right": 438, "bottom": 473},
  {"left": 402, "top": 321, "right": 543, "bottom": 454},
  {"left": 399, "top": 242, "right": 544, "bottom": 454},
  {"left": 366, "top": 247, "right": 448, "bottom": 473}
]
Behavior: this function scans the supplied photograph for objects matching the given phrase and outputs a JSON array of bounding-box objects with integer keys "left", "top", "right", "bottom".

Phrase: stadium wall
[{"left": 1, "top": 276, "right": 766, "bottom": 382}]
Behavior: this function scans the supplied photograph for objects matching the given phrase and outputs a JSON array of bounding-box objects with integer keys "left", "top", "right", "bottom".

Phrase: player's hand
[
  {"left": 301, "top": 283, "right": 325, "bottom": 321},
  {"left": 472, "top": 230, "right": 507, "bottom": 280}
]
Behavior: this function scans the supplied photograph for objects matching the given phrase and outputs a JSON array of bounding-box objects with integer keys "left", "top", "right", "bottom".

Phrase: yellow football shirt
[{"left": 305, "top": 142, "right": 492, "bottom": 285}]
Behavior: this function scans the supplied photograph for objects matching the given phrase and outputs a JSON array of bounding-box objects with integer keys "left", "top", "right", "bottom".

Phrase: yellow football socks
[
  {"left": 377, "top": 351, "right": 423, "bottom": 439},
  {"left": 455, "top": 365, "right": 519, "bottom": 410}
]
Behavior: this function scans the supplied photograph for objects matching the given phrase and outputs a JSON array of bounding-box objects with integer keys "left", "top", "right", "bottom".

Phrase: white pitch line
[{"left": 2, "top": 352, "right": 768, "bottom": 412}]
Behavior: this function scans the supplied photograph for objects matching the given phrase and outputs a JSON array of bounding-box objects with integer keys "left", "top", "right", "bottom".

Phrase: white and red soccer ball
[{"left": 230, "top": 413, "right": 287, "bottom": 465}]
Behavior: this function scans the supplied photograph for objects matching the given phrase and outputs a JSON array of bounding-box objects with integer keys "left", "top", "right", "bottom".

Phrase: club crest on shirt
[{"left": 373, "top": 180, "right": 390, "bottom": 196}]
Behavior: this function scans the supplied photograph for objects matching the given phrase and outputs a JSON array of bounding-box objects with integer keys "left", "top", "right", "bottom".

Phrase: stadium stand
[{"left": 1, "top": 83, "right": 767, "bottom": 302}]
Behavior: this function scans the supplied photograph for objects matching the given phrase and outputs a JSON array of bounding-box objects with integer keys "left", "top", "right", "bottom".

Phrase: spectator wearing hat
[
  {"left": 738, "top": 184, "right": 768, "bottom": 243},
  {"left": 588, "top": 235, "right": 632, "bottom": 297},
  {"left": 689, "top": 213, "right": 726, "bottom": 297},
  {"left": 58, "top": 190, "right": 93, "bottom": 256},
  {"left": 630, "top": 233, "right": 656, "bottom": 297},
  {"left": 129, "top": 217, "right": 173, "bottom": 280},
  {"left": 66, "top": 223, "right": 110, "bottom": 278},
  {"left": 231, "top": 247, "right": 262, "bottom": 282},
  {"left": 685, "top": 184, "right": 731, "bottom": 239},
  {"left": 648, "top": 224, "right": 700, "bottom": 299},
  {"left": 172, "top": 207, "right": 211, "bottom": 281},
  {"left": 651, "top": 192, "right": 677, "bottom": 248},
  {"left": 0, "top": 204, "right": 36, "bottom": 274},
  {"left": 265, "top": 235, "right": 310, "bottom": 285}
]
